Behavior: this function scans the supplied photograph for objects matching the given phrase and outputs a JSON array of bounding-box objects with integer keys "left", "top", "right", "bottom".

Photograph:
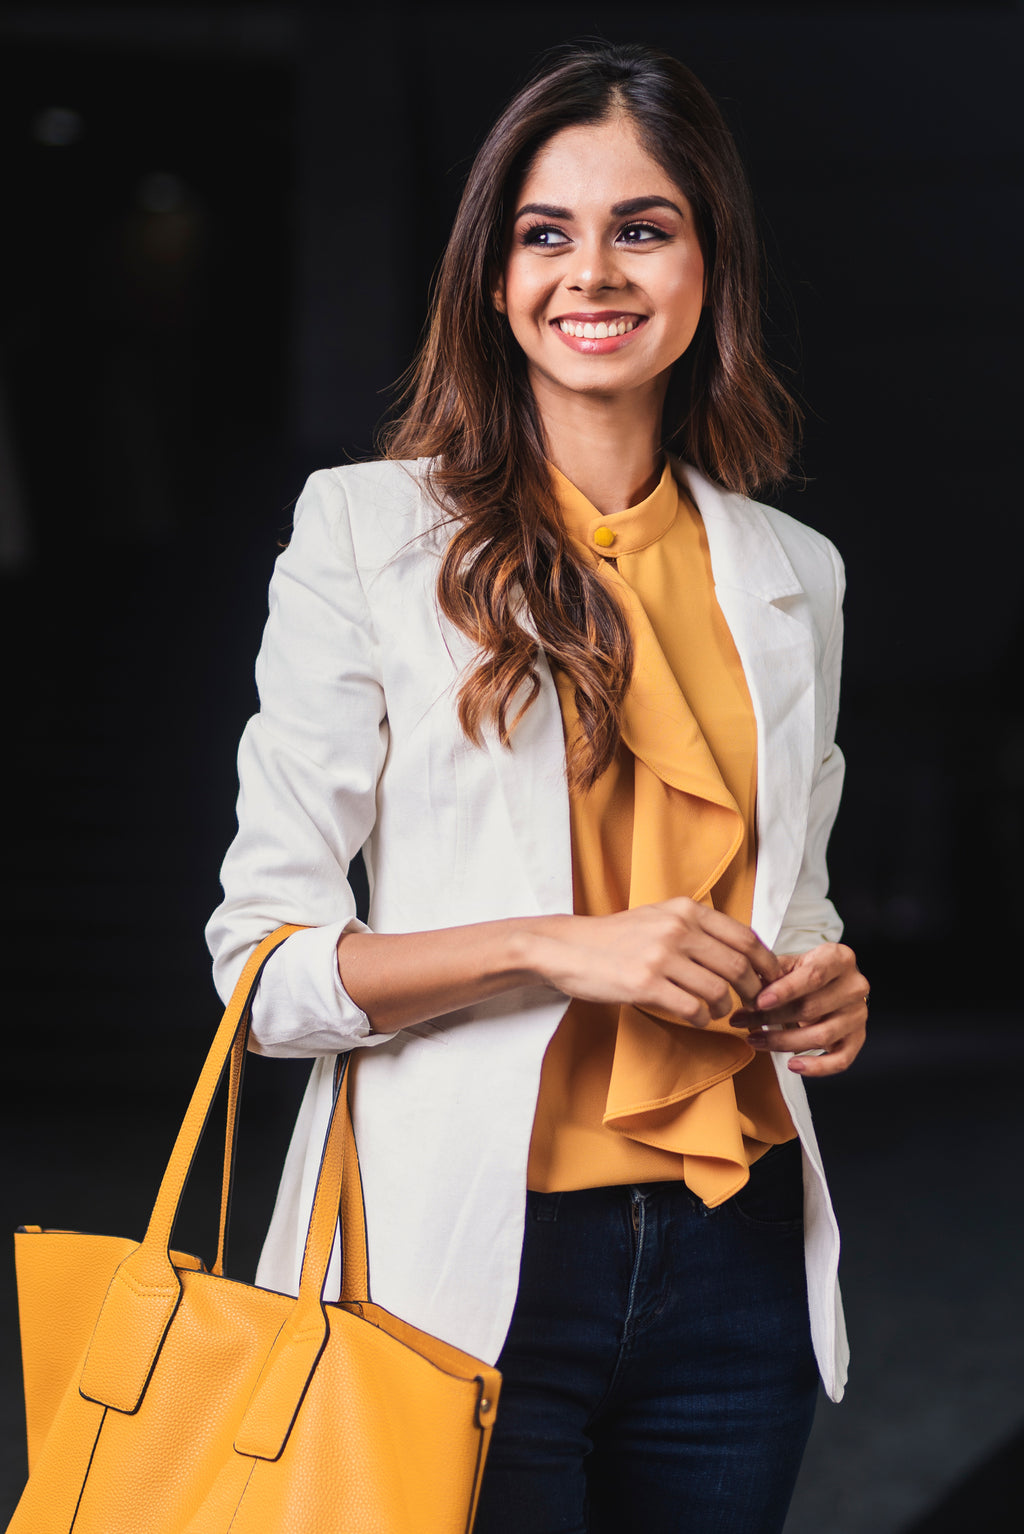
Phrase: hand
[
  {"left": 730, "top": 942, "right": 868, "bottom": 1076},
  {"left": 531, "top": 899, "right": 783, "bottom": 1029}
]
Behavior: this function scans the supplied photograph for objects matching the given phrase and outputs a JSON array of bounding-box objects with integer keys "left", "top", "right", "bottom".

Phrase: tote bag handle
[
  {"left": 77, "top": 926, "right": 368, "bottom": 1437},
  {"left": 213, "top": 967, "right": 369, "bottom": 1305}
]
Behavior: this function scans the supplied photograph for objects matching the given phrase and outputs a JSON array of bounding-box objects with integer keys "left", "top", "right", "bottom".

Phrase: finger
[
  {"left": 646, "top": 979, "right": 712, "bottom": 1029},
  {"left": 732, "top": 974, "right": 852, "bottom": 1030},
  {"left": 787, "top": 1024, "right": 867, "bottom": 1077},
  {"left": 754, "top": 945, "right": 859, "bottom": 1011},
  {"left": 663, "top": 956, "right": 736, "bottom": 1019},
  {"left": 663, "top": 901, "right": 783, "bottom": 986},
  {"left": 670, "top": 925, "right": 781, "bottom": 1005},
  {"left": 744, "top": 1009, "right": 867, "bottom": 1072},
  {"left": 745, "top": 1015, "right": 849, "bottom": 1054},
  {"left": 669, "top": 936, "right": 758, "bottom": 1008}
]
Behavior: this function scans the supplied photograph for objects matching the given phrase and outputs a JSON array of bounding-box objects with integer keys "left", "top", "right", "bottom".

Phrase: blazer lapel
[
  {"left": 680, "top": 465, "right": 817, "bottom": 949},
  {"left": 483, "top": 646, "right": 575, "bottom": 916}
]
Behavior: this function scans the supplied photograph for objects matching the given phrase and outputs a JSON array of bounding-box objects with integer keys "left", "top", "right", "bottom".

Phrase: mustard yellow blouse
[{"left": 527, "top": 461, "right": 796, "bottom": 1206}]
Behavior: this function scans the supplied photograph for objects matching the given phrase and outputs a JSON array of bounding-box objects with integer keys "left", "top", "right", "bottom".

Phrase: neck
[{"left": 530, "top": 375, "right": 666, "bottom": 514}]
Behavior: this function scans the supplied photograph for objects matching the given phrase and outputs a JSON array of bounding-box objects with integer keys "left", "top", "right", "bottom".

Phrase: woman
[{"left": 207, "top": 42, "right": 867, "bottom": 1534}]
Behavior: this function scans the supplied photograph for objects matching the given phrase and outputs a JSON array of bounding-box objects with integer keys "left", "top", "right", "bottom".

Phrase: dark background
[{"left": 1, "top": 3, "right": 1022, "bottom": 1530}]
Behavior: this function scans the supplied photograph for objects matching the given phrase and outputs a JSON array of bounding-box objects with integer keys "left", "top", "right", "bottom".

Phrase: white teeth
[{"left": 557, "top": 317, "right": 639, "bottom": 338}]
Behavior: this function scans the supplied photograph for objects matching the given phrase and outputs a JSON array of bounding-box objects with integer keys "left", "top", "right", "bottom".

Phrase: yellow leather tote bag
[{"left": 8, "top": 927, "right": 501, "bottom": 1534}]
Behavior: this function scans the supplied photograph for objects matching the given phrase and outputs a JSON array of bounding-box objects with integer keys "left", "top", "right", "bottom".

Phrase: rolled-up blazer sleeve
[
  {"left": 205, "top": 469, "right": 393, "bottom": 1055},
  {"left": 774, "top": 536, "right": 846, "bottom": 955}
]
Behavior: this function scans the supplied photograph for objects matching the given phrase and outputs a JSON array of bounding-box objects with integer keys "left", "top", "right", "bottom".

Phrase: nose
[{"left": 566, "top": 238, "right": 626, "bottom": 296}]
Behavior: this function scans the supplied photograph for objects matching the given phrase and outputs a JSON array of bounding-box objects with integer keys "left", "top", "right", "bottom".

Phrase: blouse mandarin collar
[{"left": 549, "top": 459, "right": 680, "bottom": 558}]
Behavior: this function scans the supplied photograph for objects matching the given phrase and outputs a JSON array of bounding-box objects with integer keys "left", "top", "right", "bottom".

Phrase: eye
[
  {"left": 518, "top": 222, "right": 571, "bottom": 249},
  {"left": 616, "top": 222, "right": 668, "bottom": 245}
]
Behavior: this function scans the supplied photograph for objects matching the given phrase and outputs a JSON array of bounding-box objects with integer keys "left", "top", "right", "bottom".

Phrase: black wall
[{"left": 2, "top": 4, "right": 1022, "bottom": 1527}]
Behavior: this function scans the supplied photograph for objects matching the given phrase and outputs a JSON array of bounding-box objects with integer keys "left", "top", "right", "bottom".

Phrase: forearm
[{"left": 336, "top": 918, "right": 558, "bottom": 1033}]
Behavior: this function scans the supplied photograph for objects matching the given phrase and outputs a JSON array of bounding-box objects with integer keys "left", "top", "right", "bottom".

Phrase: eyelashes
[
  {"left": 517, "top": 222, "right": 570, "bottom": 248},
  {"left": 617, "top": 221, "right": 670, "bottom": 245},
  {"left": 516, "top": 219, "right": 670, "bottom": 249}
]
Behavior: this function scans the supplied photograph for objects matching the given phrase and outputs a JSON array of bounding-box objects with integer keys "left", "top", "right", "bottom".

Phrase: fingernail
[
  {"left": 788, "top": 1059, "right": 807, "bottom": 1073},
  {"left": 758, "top": 990, "right": 777, "bottom": 1008}
]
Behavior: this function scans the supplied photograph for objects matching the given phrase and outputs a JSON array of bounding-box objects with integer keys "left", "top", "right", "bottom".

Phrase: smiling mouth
[{"left": 553, "top": 315, "right": 644, "bottom": 339}]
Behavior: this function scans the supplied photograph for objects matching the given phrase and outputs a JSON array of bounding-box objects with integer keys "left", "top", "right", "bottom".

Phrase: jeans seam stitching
[
  {"left": 584, "top": 1194, "right": 645, "bottom": 1431},
  {"left": 622, "top": 1193, "right": 645, "bottom": 1341}
]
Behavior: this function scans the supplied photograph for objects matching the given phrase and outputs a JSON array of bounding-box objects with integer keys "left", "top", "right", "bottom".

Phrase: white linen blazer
[{"left": 206, "top": 455, "right": 851, "bottom": 1402}]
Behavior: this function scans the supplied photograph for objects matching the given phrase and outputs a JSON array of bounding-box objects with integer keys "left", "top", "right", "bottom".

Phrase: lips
[{"left": 550, "top": 313, "right": 647, "bottom": 353}]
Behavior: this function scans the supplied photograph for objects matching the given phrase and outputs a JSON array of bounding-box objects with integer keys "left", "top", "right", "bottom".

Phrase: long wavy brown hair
[{"left": 383, "top": 43, "right": 799, "bottom": 790}]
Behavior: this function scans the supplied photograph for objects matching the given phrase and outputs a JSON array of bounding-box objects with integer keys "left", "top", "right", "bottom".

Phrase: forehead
[{"left": 519, "top": 116, "right": 681, "bottom": 206}]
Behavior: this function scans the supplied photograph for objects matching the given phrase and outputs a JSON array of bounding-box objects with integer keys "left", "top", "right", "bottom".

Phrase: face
[{"left": 494, "top": 115, "right": 706, "bottom": 414}]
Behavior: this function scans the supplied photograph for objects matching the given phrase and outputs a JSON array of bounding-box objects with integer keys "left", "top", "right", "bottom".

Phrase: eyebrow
[{"left": 514, "top": 195, "right": 685, "bottom": 220}]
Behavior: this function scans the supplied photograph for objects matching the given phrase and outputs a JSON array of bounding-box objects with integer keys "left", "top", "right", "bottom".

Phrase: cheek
[
  {"left": 500, "top": 271, "right": 539, "bottom": 359},
  {"left": 502, "top": 258, "right": 549, "bottom": 329},
  {"left": 664, "top": 259, "right": 706, "bottom": 330}
]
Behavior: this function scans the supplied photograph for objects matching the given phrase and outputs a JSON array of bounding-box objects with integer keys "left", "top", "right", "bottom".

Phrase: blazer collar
[{"left": 674, "top": 460, "right": 804, "bottom": 604}]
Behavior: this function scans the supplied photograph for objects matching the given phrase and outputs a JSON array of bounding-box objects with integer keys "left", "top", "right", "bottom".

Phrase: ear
[{"left": 492, "top": 271, "right": 507, "bottom": 315}]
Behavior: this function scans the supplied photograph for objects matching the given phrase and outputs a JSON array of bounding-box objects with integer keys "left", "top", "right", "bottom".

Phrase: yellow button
[{"left": 593, "top": 526, "right": 616, "bottom": 548}]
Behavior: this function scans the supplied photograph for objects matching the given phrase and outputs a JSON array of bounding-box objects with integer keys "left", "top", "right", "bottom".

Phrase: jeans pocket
[{"left": 727, "top": 1139, "right": 805, "bottom": 1231}]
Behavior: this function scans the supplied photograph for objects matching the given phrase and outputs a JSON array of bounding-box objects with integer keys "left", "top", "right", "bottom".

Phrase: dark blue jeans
[{"left": 474, "top": 1140, "right": 819, "bottom": 1534}]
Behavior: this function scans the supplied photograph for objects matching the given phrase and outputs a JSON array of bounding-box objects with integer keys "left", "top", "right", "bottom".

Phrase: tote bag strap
[
  {"left": 79, "top": 926, "right": 302, "bottom": 1412},
  {"left": 211, "top": 1007, "right": 248, "bottom": 1278},
  {"left": 211, "top": 960, "right": 369, "bottom": 1301},
  {"left": 232, "top": 1053, "right": 367, "bottom": 1459}
]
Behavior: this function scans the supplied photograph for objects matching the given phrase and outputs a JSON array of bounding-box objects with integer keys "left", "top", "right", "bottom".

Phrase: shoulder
[
  {"left": 758, "top": 500, "right": 845, "bottom": 607},
  {"left": 677, "top": 459, "right": 844, "bottom": 611},
  {"left": 290, "top": 458, "right": 449, "bottom": 569}
]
